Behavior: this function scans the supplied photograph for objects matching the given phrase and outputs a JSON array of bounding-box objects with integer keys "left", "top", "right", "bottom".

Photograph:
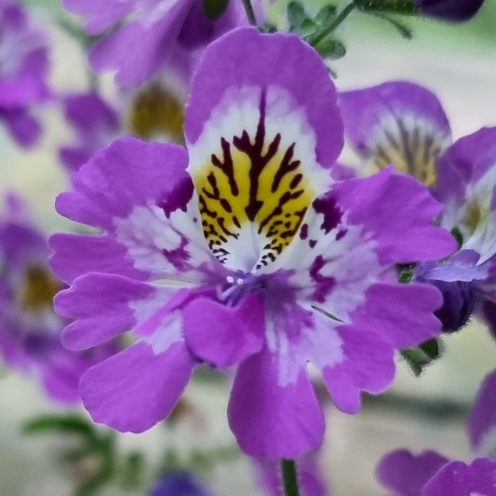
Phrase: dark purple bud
[
  {"left": 149, "top": 472, "right": 211, "bottom": 496},
  {"left": 430, "top": 279, "right": 476, "bottom": 332},
  {"left": 414, "top": 0, "right": 485, "bottom": 21}
]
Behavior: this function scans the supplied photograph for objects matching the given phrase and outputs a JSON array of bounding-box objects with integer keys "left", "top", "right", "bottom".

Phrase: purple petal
[
  {"left": 54, "top": 273, "right": 165, "bottom": 351},
  {"left": 2, "top": 108, "right": 41, "bottom": 148},
  {"left": 80, "top": 340, "right": 194, "bottom": 432},
  {"left": 351, "top": 282, "right": 443, "bottom": 349},
  {"left": 339, "top": 81, "right": 451, "bottom": 185},
  {"left": 321, "top": 325, "right": 395, "bottom": 413},
  {"left": 422, "top": 458, "right": 496, "bottom": 496},
  {"left": 467, "top": 368, "right": 496, "bottom": 458},
  {"left": 183, "top": 293, "right": 265, "bottom": 368},
  {"left": 377, "top": 449, "right": 450, "bottom": 496},
  {"left": 186, "top": 28, "right": 343, "bottom": 169},
  {"left": 228, "top": 349, "right": 324, "bottom": 459},
  {"left": 331, "top": 167, "right": 457, "bottom": 264},
  {"left": 49, "top": 233, "right": 148, "bottom": 285},
  {"left": 88, "top": 1, "right": 192, "bottom": 87}
]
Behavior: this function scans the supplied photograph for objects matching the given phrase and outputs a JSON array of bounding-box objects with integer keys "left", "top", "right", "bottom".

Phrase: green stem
[
  {"left": 281, "top": 459, "right": 300, "bottom": 496},
  {"left": 312, "top": 1, "right": 357, "bottom": 45},
  {"left": 241, "top": 0, "right": 258, "bottom": 26}
]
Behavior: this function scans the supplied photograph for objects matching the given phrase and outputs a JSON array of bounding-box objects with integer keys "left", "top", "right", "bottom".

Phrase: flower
[
  {"left": 378, "top": 450, "right": 496, "bottom": 496},
  {"left": 51, "top": 28, "right": 455, "bottom": 459},
  {"left": 340, "top": 82, "right": 496, "bottom": 333},
  {"left": 59, "top": 92, "right": 119, "bottom": 174},
  {"left": 0, "top": 193, "right": 116, "bottom": 402},
  {"left": 148, "top": 471, "right": 212, "bottom": 496},
  {"left": 61, "top": 0, "right": 259, "bottom": 87},
  {"left": 414, "top": 0, "right": 485, "bottom": 21},
  {"left": 0, "top": 0, "right": 50, "bottom": 146}
]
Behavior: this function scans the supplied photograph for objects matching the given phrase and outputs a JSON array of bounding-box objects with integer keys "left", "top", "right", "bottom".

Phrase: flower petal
[
  {"left": 340, "top": 81, "right": 451, "bottom": 186},
  {"left": 377, "top": 449, "right": 450, "bottom": 496},
  {"left": 80, "top": 340, "right": 194, "bottom": 432},
  {"left": 55, "top": 273, "right": 172, "bottom": 351},
  {"left": 53, "top": 137, "right": 222, "bottom": 284},
  {"left": 185, "top": 28, "right": 343, "bottom": 272},
  {"left": 351, "top": 282, "right": 443, "bottom": 349},
  {"left": 183, "top": 293, "right": 265, "bottom": 368},
  {"left": 467, "top": 368, "right": 496, "bottom": 458},
  {"left": 422, "top": 458, "right": 496, "bottom": 496},
  {"left": 228, "top": 349, "right": 324, "bottom": 459},
  {"left": 320, "top": 324, "right": 395, "bottom": 413}
]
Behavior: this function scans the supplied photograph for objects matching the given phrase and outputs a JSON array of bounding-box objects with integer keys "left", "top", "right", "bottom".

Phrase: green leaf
[
  {"left": 119, "top": 452, "right": 145, "bottom": 490},
  {"left": 315, "top": 4, "right": 338, "bottom": 27},
  {"left": 314, "top": 38, "right": 346, "bottom": 59},
  {"left": 202, "top": 0, "right": 230, "bottom": 20},
  {"left": 23, "top": 414, "right": 96, "bottom": 439},
  {"left": 287, "top": 1, "right": 306, "bottom": 28},
  {"left": 356, "top": 0, "right": 417, "bottom": 15},
  {"left": 372, "top": 12, "right": 413, "bottom": 39}
]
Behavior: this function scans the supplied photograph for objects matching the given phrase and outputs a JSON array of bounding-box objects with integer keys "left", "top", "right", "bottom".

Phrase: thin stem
[
  {"left": 281, "top": 459, "right": 300, "bottom": 496},
  {"left": 312, "top": 1, "right": 357, "bottom": 45},
  {"left": 241, "top": 0, "right": 258, "bottom": 26}
]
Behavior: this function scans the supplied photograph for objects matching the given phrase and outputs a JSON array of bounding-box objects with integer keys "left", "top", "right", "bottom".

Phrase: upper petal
[
  {"left": 340, "top": 81, "right": 451, "bottom": 186},
  {"left": 184, "top": 28, "right": 343, "bottom": 272}
]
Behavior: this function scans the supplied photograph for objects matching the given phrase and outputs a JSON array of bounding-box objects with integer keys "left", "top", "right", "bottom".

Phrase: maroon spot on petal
[
  {"left": 157, "top": 176, "right": 194, "bottom": 218},
  {"left": 336, "top": 228, "right": 347, "bottom": 241},
  {"left": 162, "top": 237, "right": 190, "bottom": 271},
  {"left": 312, "top": 194, "right": 342, "bottom": 234},
  {"left": 299, "top": 223, "right": 308, "bottom": 240},
  {"left": 309, "top": 255, "right": 336, "bottom": 303}
]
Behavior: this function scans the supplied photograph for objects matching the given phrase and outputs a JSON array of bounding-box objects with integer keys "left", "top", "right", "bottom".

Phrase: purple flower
[
  {"left": 59, "top": 92, "right": 119, "bottom": 174},
  {"left": 378, "top": 450, "right": 496, "bottom": 496},
  {"left": 0, "top": 194, "right": 116, "bottom": 403},
  {"left": 148, "top": 472, "right": 211, "bottom": 496},
  {"left": 340, "top": 82, "right": 496, "bottom": 333},
  {"left": 414, "top": 0, "right": 485, "bottom": 21},
  {"left": 0, "top": 0, "right": 50, "bottom": 147},
  {"left": 61, "top": 0, "right": 256, "bottom": 87},
  {"left": 51, "top": 28, "right": 455, "bottom": 459}
]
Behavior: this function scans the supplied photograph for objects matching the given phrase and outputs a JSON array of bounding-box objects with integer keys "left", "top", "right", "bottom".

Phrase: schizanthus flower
[
  {"left": 0, "top": 0, "right": 50, "bottom": 146},
  {"left": 61, "top": 0, "right": 258, "bottom": 86},
  {"left": 340, "top": 82, "right": 496, "bottom": 333},
  {"left": 52, "top": 28, "right": 455, "bottom": 458},
  {"left": 0, "top": 194, "right": 115, "bottom": 402}
]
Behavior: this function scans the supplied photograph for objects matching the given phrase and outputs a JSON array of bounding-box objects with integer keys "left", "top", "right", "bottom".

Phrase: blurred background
[{"left": 1, "top": 0, "right": 496, "bottom": 494}]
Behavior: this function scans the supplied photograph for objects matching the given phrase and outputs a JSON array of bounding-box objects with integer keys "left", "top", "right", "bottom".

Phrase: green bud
[{"left": 314, "top": 38, "right": 346, "bottom": 59}]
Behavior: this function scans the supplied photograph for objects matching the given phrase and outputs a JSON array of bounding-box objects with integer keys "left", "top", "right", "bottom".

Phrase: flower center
[
  {"left": 219, "top": 273, "right": 265, "bottom": 307},
  {"left": 19, "top": 265, "right": 59, "bottom": 312},
  {"left": 127, "top": 83, "right": 185, "bottom": 143}
]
